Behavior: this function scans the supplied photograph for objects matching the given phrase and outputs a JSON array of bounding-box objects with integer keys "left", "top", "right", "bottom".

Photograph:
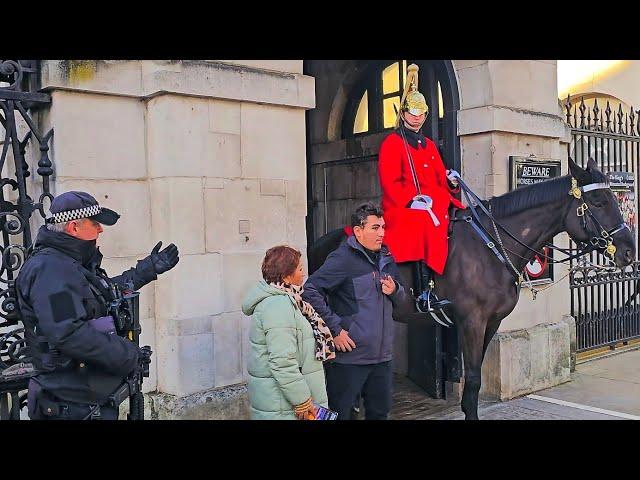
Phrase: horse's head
[{"left": 565, "top": 157, "right": 635, "bottom": 267}]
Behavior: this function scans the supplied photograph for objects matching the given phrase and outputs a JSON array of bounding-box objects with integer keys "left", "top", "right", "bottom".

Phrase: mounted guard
[{"left": 378, "top": 64, "right": 464, "bottom": 313}]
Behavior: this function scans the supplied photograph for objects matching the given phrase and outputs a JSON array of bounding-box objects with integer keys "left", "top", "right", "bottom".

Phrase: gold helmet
[{"left": 396, "top": 63, "right": 429, "bottom": 128}]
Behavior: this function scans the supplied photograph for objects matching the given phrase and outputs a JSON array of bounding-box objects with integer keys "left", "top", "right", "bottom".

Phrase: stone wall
[
  {"left": 36, "top": 61, "right": 314, "bottom": 411},
  {"left": 479, "top": 315, "right": 575, "bottom": 400}
]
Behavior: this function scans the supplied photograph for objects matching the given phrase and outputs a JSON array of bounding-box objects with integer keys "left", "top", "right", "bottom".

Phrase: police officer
[{"left": 16, "top": 191, "right": 180, "bottom": 420}]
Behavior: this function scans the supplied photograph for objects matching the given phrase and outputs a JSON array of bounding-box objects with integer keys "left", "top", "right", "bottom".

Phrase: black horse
[{"left": 308, "top": 158, "right": 635, "bottom": 420}]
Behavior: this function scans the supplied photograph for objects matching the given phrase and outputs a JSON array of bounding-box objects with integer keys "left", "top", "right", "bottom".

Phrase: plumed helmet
[{"left": 396, "top": 63, "right": 429, "bottom": 127}]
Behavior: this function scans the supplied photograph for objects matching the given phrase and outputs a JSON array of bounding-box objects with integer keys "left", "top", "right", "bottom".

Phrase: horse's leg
[
  {"left": 482, "top": 316, "right": 502, "bottom": 361},
  {"left": 391, "top": 263, "right": 418, "bottom": 321},
  {"left": 460, "top": 315, "right": 486, "bottom": 420}
]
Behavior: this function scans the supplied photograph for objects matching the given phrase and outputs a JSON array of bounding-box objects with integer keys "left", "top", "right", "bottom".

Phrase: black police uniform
[{"left": 17, "top": 192, "right": 161, "bottom": 420}]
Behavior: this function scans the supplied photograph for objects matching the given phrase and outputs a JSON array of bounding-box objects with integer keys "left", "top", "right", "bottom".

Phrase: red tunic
[{"left": 378, "top": 132, "right": 464, "bottom": 274}]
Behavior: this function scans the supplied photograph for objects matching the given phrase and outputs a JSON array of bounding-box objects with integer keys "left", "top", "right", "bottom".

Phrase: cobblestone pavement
[{"left": 388, "top": 374, "right": 622, "bottom": 420}]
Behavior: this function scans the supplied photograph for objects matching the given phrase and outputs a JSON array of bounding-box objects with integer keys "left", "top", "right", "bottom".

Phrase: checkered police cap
[
  {"left": 51, "top": 204, "right": 102, "bottom": 223},
  {"left": 46, "top": 191, "right": 120, "bottom": 226}
]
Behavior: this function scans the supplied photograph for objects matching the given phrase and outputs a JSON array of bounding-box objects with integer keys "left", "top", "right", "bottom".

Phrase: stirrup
[
  {"left": 430, "top": 298, "right": 453, "bottom": 310},
  {"left": 415, "top": 291, "right": 454, "bottom": 327},
  {"left": 416, "top": 290, "right": 452, "bottom": 311}
]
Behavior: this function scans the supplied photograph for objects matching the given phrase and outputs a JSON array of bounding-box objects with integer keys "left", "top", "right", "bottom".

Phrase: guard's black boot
[{"left": 415, "top": 263, "right": 452, "bottom": 312}]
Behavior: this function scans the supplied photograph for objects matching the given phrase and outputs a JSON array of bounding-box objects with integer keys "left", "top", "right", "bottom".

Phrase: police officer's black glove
[
  {"left": 132, "top": 345, "right": 152, "bottom": 377},
  {"left": 149, "top": 241, "right": 179, "bottom": 275}
]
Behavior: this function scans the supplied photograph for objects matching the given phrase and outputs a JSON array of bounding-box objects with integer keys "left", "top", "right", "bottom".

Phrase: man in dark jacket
[
  {"left": 302, "top": 202, "right": 406, "bottom": 420},
  {"left": 17, "top": 191, "right": 179, "bottom": 420}
]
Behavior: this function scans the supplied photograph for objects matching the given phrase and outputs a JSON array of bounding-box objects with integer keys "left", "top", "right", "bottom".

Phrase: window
[
  {"left": 344, "top": 60, "right": 444, "bottom": 137},
  {"left": 381, "top": 60, "right": 405, "bottom": 129},
  {"left": 353, "top": 90, "right": 368, "bottom": 134}
]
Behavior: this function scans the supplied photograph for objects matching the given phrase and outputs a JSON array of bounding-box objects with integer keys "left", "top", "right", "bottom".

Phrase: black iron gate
[
  {"left": 0, "top": 60, "right": 54, "bottom": 419},
  {"left": 566, "top": 95, "right": 640, "bottom": 353}
]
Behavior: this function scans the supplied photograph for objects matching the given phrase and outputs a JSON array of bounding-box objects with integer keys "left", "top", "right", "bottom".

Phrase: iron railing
[
  {"left": 0, "top": 60, "right": 53, "bottom": 419},
  {"left": 565, "top": 94, "right": 640, "bottom": 352}
]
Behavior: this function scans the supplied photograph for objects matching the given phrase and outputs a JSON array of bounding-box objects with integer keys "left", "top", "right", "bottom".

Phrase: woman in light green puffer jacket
[{"left": 242, "top": 246, "right": 334, "bottom": 420}]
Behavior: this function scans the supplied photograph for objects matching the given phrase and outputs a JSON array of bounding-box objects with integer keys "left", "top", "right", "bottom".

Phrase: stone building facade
[
  {"left": 27, "top": 60, "right": 313, "bottom": 418},
  {"left": 10, "top": 59, "right": 633, "bottom": 418}
]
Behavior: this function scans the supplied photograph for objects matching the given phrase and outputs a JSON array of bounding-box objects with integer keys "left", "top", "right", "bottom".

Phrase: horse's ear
[
  {"left": 568, "top": 157, "right": 582, "bottom": 176},
  {"left": 586, "top": 157, "right": 599, "bottom": 173},
  {"left": 568, "top": 156, "right": 590, "bottom": 185}
]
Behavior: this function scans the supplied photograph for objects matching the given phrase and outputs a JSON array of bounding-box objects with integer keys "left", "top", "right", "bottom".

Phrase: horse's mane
[
  {"left": 307, "top": 227, "right": 348, "bottom": 274},
  {"left": 488, "top": 175, "right": 575, "bottom": 219}
]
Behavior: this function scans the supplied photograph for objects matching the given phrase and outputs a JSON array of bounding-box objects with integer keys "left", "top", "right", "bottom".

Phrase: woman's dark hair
[{"left": 262, "top": 245, "right": 302, "bottom": 284}]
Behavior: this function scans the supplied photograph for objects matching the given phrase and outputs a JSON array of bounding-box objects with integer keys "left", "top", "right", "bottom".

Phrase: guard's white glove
[
  {"left": 446, "top": 169, "right": 460, "bottom": 187},
  {"left": 408, "top": 194, "right": 440, "bottom": 226}
]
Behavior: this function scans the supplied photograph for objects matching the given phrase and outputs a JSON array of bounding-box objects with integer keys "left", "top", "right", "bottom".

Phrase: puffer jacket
[{"left": 242, "top": 280, "right": 329, "bottom": 420}]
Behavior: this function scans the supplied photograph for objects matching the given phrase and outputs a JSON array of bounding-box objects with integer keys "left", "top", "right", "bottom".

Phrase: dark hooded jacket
[
  {"left": 302, "top": 235, "right": 407, "bottom": 365},
  {"left": 16, "top": 225, "right": 157, "bottom": 405}
]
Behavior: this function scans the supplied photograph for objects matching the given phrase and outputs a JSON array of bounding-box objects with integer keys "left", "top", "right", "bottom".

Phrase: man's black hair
[{"left": 350, "top": 202, "right": 384, "bottom": 228}]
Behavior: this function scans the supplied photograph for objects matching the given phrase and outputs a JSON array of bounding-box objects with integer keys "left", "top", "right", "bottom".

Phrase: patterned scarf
[{"left": 270, "top": 282, "right": 336, "bottom": 362}]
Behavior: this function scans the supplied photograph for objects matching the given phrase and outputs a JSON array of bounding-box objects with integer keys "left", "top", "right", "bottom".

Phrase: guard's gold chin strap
[{"left": 401, "top": 114, "right": 426, "bottom": 133}]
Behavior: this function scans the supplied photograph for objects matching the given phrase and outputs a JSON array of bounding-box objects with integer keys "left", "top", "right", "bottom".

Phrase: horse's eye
[{"left": 590, "top": 193, "right": 608, "bottom": 207}]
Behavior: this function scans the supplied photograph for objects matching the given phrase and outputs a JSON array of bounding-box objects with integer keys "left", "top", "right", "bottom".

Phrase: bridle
[
  {"left": 454, "top": 174, "right": 630, "bottom": 284},
  {"left": 566, "top": 178, "right": 629, "bottom": 262}
]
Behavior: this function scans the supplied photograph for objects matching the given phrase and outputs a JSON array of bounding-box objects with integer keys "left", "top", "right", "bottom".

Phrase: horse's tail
[{"left": 308, "top": 227, "right": 349, "bottom": 275}]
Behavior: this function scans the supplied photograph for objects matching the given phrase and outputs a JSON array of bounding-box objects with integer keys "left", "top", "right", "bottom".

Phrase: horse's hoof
[{"left": 463, "top": 411, "right": 480, "bottom": 420}]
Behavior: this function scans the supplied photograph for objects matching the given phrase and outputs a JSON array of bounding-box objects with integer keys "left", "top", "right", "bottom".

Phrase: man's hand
[
  {"left": 334, "top": 329, "right": 356, "bottom": 352},
  {"left": 149, "top": 241, "right": 180, "bottom": 275},
  {"left": 381, "top": 275, "right": 396, "bottom": 295}
]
